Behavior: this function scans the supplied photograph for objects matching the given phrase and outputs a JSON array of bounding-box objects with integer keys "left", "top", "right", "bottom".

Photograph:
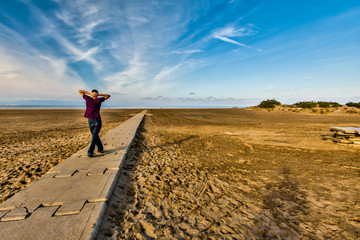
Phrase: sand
[
  {"left": 250, "top": 105, "right": 360, "bottom": 114},
  {"left": 1, "top": 108, "right": 359, "bottom": 239},
  {"left": 0, "top": 109, "right": 141, "bottom": 203},
  {"left": 97, "top": 109, "right": 360, "bottom": 239}
]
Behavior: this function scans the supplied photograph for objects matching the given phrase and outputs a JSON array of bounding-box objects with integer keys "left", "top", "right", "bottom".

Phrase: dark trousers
[{"left": 88, "top": 118, "right": 103, "bottom": 154}]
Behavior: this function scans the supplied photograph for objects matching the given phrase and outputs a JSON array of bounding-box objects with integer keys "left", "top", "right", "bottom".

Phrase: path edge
[{"left": 89, "top": 111, "right": 146, "bottom": 240}]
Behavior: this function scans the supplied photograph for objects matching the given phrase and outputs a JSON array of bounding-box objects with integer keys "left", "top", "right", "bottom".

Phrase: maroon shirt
[{"left": 83, "top": 94, "right": 106, "bottom": 119}]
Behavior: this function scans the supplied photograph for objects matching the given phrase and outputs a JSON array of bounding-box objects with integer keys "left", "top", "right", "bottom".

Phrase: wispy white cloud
[
  {"left": 313, "top": 56, "right": 350, "bottom": 63},
  {"left": 54, "top": 11, "right": 73, "bottom": 27},
  {"left": 73, "top": 46, "right": 100, "bottom": 63},
  {"left": 77, "top": 19, "right": 104, "bottom": 45},
  {"left": 128, "top": 16, "right": 150, "bottom": 24},
  {"left": 55, "top": 3, "right": 104, "bottom": 46},
  {"left": 104, "top": 54, "right": 149, "bottom": 86},
  {"left": 97, "top": 1, "right": 201, "bottom": 96},
  {"left": 50, "top": 30, "right": 101, "bottom": 66},
  {"left": 3, "top": 0, "right": 261, "bottom": 103},
  {"left": 0, "top": 46, "right": 84, "bottom": 101},
  {"left": 214, "top": 25, "right": 258, "bottom": 38},
  {"left": 213, "top": 25, "right": 261, "bottom": 50},
  {"left": 171, "top": 49, "right": 204, "bottom": 54},
  {"left": 24, "top": 1, "right": 102, "bottom": 68},
  {"left": 2, "top": 0, "right": 356, "bottom": 106},
  {"left": 0, "top": 10, "right": 86, "bottom": 101},
  {"left": 153, "top": 64, "right": 183, "bottom": 81},
  {"left": 214, "top": 36, "right": 252, "bottom": 48}
]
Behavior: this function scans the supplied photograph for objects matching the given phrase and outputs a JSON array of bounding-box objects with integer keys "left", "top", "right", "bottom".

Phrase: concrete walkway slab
[{"left": 0, "top": 111, "right": 145, "bottom": 240}]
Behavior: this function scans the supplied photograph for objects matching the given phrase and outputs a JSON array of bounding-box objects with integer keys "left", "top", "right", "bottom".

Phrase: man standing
[{"left": 79, "top": 89, "right": 111, "bottom": 157}]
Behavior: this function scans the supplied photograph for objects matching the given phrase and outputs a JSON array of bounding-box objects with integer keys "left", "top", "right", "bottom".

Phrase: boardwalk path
[{"left": 0, "top": 111, "right": 146, "bottom": 240}]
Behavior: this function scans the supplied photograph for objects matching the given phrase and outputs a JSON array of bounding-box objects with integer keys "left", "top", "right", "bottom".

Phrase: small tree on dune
[{"left": 258, "top": 99, "right": 282, "bottom": 108}]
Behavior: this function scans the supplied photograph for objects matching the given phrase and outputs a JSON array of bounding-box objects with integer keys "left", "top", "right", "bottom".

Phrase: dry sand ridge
[{"left": 97, "top": 109, "right": 360, "bottom": 239}]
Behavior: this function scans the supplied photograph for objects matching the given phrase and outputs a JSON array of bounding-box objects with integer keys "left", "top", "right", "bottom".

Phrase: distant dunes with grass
[{"left": 251, "top": 99, "right": 360, "bottom": 114}]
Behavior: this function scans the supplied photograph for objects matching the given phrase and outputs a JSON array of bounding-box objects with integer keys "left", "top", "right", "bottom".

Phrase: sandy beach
[
  {"left": 97, "top": 109, "right": 360, "bottom": 239},
  {"left": 1, "top": 108, "right": 359, "bottom": 239},
  {"left": 0, "top": 109, "right": 141, "bottom": 203}
]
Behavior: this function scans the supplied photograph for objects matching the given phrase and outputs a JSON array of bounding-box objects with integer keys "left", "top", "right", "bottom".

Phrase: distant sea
[
  {"left": 0, "top": 105, "right": 84, "bottom": 109},
  {"left": 0, "top": 105, "right": 246, "bottom": 109}
]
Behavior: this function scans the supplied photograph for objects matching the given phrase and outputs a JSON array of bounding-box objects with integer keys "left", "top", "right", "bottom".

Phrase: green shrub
[
  {"left": 330, "top": 102, "right": 342, "bottom": 107},
  {"left": 258, "top": 99, "right": 281, "bottom": 108},
  {"left": 294, "top": 101, "right": 317, "bottom": 109},
  {"left": 317, "top": 101, "right": 341, "bottom": 108},
  {"left": 317, "top": 102, "right": 330, "bottom": 108},
  {"left": 346, "top": 102, "right": 360, "bottom": 109}
]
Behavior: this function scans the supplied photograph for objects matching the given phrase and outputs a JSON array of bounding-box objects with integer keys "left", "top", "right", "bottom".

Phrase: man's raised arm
[
  {"left": 99, "top": 93, "right": 111, "bottom": 100},
  {"left": 78, "top": 90, "right": 91, "bottom": 96}
]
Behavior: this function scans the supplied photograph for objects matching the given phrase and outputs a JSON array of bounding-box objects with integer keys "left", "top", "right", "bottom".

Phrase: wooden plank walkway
[{"left": 0, "top": 111, "right": 146, "bottom": 240}]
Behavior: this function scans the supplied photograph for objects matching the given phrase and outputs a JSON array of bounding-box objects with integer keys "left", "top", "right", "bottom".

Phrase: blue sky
[{"left": 0, "top": 0, "right": 359, "bottom": 107}]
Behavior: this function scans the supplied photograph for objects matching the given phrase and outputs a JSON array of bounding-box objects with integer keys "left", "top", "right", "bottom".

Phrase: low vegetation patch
[
  {"left": 258, "top": 99, "right": 281, "bottom": 108},
  {"left": 294, "top": 101, "right": 317, "bottom": 109},
  {"left": 255, "top": 100, "right": 350, "bottom": 113},
  {"left": 257, "top": 101, "right": 342, "bottom": 109},
  {"left": 317, "top": 101, "right": 342, "bottom": 108},
  {"left": 345, "top": 109, "right": 359, "bottom": 114},
  {"left": 345, "top": 102, "right": 360, "bottom": 109},
  {"left": 292, "top": 101, "right": 341, "bottom": 109}
]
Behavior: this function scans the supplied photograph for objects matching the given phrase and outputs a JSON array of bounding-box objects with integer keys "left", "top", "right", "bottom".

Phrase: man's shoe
[
  {"left": 87, "top": 153, "right": 94, "bottom": 157},
  {"left": 98, "top": 150, "right": 104, "bottom": 153}
]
